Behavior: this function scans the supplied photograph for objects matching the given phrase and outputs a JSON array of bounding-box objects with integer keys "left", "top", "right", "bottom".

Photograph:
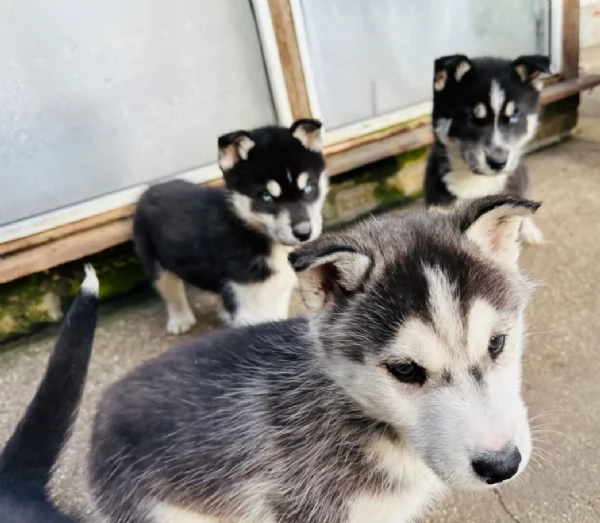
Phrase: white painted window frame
[{"left": 0, "top": 0, "right": 564, "bottom": 244}]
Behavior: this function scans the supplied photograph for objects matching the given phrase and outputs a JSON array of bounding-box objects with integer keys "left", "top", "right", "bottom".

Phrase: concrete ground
[{"left": 2, "top": 68, "right": 600, "bottom": 523}]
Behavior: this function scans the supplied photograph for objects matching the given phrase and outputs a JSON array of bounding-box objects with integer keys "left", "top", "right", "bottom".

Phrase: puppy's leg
[
  {"left": 155, "top": 268, "right": 197, "bottom": 334},
  {"left": 519, "top": 216, "right": 544, "bottom": 245}
]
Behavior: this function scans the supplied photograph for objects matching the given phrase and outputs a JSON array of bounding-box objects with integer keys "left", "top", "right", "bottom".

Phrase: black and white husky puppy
[
  {"left": 90, "top": 195, "right": 538, "bottom": 523},
  {"left": 424, "top": 54, "right": 550, "bottom": 244},
  {"left": 0, "top": 265, "right": 98, "bottom": 523},
  {"left": 133, "top": 119, "right": 328, "bottom": 334}
]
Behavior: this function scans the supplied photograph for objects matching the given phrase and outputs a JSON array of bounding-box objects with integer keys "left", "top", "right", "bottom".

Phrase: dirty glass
[
  {"left": 299, "top": 0, "right": 550, "bottom": 130},
  {"left": 0, "top": 0, "right": 275, "bottom": 225}
]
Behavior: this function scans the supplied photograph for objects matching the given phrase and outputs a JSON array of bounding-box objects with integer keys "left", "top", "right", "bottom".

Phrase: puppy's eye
[
  {"left": 385, "top": 361, "right": 427, "bottom": 386},
  {"left": 488, "top": 334, "right": 506, "bottom": 359},
  {"left": 507, "top": 107, "right": 520, "bottom": 125},
  {"left": 303, "top": 183, "right": 314, "bottom": 195},
  {"left": 259, "top": 191, "right": 273, "bottom": 203}
]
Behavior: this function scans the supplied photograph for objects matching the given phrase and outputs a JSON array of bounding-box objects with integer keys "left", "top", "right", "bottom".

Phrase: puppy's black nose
[
  {"left": 485, "top": 150, "right": 508, "bottom": 171},
  {"left": 472, "top": 447, "right": 521, "bottom": 485},
  {"left": 293, "top": 222, "right": 312, "bottom": 242}
]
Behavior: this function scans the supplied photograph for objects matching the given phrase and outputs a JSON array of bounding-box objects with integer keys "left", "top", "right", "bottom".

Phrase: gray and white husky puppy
[{"left": 89, "top": 195, "right": 538, "bottom": 523}]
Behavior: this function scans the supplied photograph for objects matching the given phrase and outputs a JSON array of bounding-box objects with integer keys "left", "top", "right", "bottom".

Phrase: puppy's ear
[
  {"left": 291, "top": 118, "right": 323, "bottom": 153},
  {"left": 218, "top": 131, "right": 255, "bottom": 172},
  {"left": 434, "top": 54, "right": 472, "bottom": 91},
  {"left": 288, "top": 242, "right": 371, "bottom": 311},
  {"left": 459, "top": 196, "right": 541, "bottom": 268},
  {"left": 512, "top": 55, "right": 551, "bottom": 91}
]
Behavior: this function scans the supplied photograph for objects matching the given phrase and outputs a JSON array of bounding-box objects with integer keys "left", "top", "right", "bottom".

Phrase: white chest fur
[
  {"left": 444, "top": 168, "right": 508, "bottom": 200},
  {"left": 347, "top": 438, "right": 445, "bottom": 523},
  {"left": 226, "top": 243, "right": 297, "bottom": 327}
]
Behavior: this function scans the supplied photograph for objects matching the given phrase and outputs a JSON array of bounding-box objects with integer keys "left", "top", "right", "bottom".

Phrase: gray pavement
[{"left": 2, "top": 77, "right": 600, "bottom": 523}]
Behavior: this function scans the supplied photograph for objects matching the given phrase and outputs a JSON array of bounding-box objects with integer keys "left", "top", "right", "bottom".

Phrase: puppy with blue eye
[
  {"left": 133, "top": 119, "right": 328, "bottom": 334},
  {"left": 424, "top": 54, "right": 550, "bottom": 245}
]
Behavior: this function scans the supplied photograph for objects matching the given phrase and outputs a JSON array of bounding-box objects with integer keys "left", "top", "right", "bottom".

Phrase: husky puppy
[
  {"left": 0, "top": 266, "right": 98, "bottom": 523},
  {"left": 133, "top": 119, "right": 328, "bottom": 334},
  {"left": 89, "top": 195, "right": 538, "bottom": 523},
  {"left": 424, "top": 54, "right": 550, "bottom": 245}
]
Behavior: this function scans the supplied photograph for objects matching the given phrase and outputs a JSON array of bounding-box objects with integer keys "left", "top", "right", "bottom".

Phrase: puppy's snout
[
  {"left": 485, "top": 148, "right": 508, "bottom": 171},
  {"left": 292, "top": 221, "right": 312, "bottom": 242},
  {"left": 472, "top": 447, "right": 521, "bottom": 485}
]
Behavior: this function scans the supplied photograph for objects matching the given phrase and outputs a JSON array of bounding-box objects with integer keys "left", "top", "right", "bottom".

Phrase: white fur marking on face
[
  {"left": 266, "top": 180, "right": 282, "bottom": 198},
  {"left": 455, "top": 61, "right": 471, "bottom": 82},
  {"left": 424, "top": 265, "right": 462, "bottom": 348},
  {"left": 304, "top": 171, "right": 328, "bottom": 241},
  {"left": 522, "top": 114, "right": 539, "bottom": 146},
  {"left": 155, "top": 269, "right": 196, "bottom": 334},
  {"left": 297, "top": 172, "right": 309, "bottom": 191},
  {"left": 467, "top": 299, "right": 498, "bottom": 359},
  {"left": 474, "top": 103, "right": 487, "bottom": 119},
  {"left": 505, "top": 101, "right": 515, "bottom": 117},
  {"left": 489, "top": 80, "right": 505, "bottom": 118}
]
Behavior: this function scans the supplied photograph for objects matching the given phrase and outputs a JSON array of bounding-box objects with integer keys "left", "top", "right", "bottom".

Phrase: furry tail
[{"left": 0, "top": 264, "right": 99, "bottom": 491}]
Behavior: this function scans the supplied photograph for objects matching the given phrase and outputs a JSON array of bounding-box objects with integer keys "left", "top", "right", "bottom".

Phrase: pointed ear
[
  {"left": 434, "top": 54, "right": 472, "bottom": 91},
  {"left": 459, "top": 196, "right": 541, "bottom": 268},
  {"left": 288, "top": 243, "right": 372, "bottom": 311},
  {"left": 291, "top": 118, "right": 323, "bottom": 153},
  {"left": 512, "top": 55, "right": 551, "bottom": 92},
  {"left": 218, "top": 131, "right": 255, "bottom": 172}
]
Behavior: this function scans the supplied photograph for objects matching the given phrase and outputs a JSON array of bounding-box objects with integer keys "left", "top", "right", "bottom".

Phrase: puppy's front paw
[
  {"left": 520, "top": 218, "right": 544, "bottom": 246},
  {"left": 167, "top": 311, "right": 197, "bottom": 335}
]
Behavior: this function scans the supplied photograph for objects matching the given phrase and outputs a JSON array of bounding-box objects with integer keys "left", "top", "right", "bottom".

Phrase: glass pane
[
  {"left": 299, "top": 0, "right": 550, "bottom": 130},
  {"left": 0, "top": 0, "right": 276, "bottom": 225}
]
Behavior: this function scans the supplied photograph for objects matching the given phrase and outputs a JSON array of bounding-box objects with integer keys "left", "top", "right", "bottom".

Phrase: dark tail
[
  {"left": 0, "top": 264, "right": 99, "bottom": 491},
  {"left": 132, "top": 204, "right": 158, "bottom": 282}
]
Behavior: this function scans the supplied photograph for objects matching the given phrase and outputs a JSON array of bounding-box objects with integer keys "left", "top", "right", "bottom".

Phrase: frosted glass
[
  {"left": 0, "top": 0, "right": 276, "bottom": 225},
  {"left": 299, "top": 0, "right": 550, "bottom": 129}
]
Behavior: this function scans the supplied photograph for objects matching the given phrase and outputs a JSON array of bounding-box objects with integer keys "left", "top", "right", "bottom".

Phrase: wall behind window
[{"left": 0, "top": 0, "right": 276, "bottom": 225}]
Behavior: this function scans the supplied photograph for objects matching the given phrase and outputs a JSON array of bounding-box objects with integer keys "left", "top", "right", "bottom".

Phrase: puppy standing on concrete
[
  {"left": 133, "top": 119, "right": 327, "bottom": 334},
  {"left": 424, "top": 54, "right": 550, "bottom": 244},
  {"left": 90, "top": 195, "right": 538, "bottom": 523}
]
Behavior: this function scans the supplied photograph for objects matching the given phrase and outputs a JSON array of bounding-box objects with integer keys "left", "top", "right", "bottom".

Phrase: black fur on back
[{"left": 133, "top": 181, "right": 274, "bottom": 290}]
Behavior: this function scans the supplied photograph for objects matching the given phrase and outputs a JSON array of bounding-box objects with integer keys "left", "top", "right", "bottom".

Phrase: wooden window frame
[{"left": 1, "top": 0, "right": 598, "bottom": 284}]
